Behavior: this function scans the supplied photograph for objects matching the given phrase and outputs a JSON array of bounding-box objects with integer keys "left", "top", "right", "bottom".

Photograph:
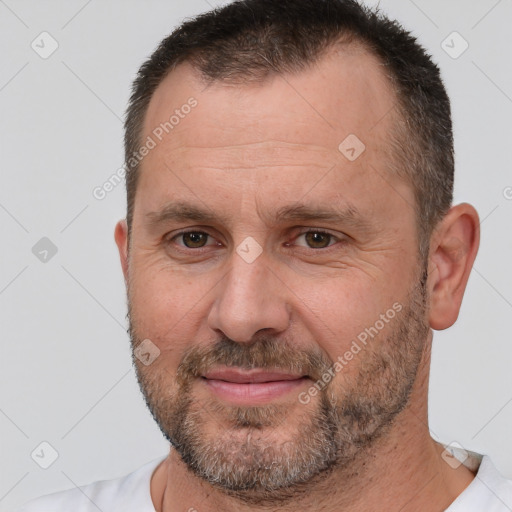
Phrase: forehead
[
  {"left": 135, "top": 45, "right": 410, "bottom": 227},
  {"left": 143, "top": 45, "right": 396, "bottom": 151}
]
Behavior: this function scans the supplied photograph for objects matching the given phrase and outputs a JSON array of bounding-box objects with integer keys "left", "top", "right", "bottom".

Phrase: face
[{"left": 120, "top": 47, "right": 431, "bottom": 501}]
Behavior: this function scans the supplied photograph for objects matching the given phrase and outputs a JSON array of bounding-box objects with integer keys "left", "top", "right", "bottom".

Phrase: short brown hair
[{"left": 124, "top": 0, "right": 454, "bottom": 258}]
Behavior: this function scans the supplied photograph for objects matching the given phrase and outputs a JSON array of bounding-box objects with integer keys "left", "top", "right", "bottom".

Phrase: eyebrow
[{"left": 145, "top": 200, "right": 372, "bottom": 232}]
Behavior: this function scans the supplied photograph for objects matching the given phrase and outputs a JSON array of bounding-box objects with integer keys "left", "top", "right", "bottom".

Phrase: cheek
[
  {"left": 295, "top": 272, "right": 401, "bottom": 361},
  {"left": 128, "top": 263, "right": 214, "bottom": 348}
]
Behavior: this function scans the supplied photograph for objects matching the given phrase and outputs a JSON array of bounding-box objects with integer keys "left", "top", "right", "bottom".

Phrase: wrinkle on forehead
[
  {"left": 136, "top": 45, "right": 408, "bottom": 227},
  {"left": 143, "top": 47, "right": 396, "bottom": 151},
  {"left": 162, "top": 139, "right": 341, "bottom": 173}
]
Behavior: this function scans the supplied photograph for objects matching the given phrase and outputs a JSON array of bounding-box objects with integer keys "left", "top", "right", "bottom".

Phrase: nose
[{"left": 207, "top": 250, "right": 291, "bottom": 343}]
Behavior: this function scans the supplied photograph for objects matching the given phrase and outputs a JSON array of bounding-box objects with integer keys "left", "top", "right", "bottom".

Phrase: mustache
[{"left": 176, "top": 336, "right": 334, "bottom": 387}]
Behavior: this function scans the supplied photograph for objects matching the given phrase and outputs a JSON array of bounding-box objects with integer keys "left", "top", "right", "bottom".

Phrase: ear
[
  {"left": 427, "top": 203, "right": 480, "bottom": 330},
  {"left": 114, "top": 219, "right": 129, "bottom": 284}
]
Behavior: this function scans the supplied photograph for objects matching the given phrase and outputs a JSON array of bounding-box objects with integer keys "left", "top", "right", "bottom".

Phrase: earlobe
[
  {"left": 427, "top": 203, "right": 480, "bottom": 330},
  {"left": 114, "top": 219, "right": 129, "bottom": 284}
]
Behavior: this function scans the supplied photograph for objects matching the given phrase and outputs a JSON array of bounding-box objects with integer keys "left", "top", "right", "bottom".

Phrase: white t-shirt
[{"left": 17, "top": 448, "right": 512, "bottom": 511}]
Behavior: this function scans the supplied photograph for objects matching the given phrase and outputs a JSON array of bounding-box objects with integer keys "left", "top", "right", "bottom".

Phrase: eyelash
[{"left": 166, "top": 229, "right": 343, "bottom": 253}]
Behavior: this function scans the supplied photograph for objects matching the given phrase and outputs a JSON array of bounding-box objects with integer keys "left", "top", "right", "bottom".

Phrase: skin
[{"left": 115, "top": 45, "right": 480, "bottom": 512}]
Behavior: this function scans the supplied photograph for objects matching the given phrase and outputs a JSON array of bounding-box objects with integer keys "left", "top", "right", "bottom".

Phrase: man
[{"left": 18, "top": 0, "right": 512, "bottom": 510}]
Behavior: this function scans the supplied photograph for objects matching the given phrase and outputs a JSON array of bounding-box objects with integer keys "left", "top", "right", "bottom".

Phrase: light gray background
[{"left": 1, "top": 0, "right": 511, "bottom": 510}]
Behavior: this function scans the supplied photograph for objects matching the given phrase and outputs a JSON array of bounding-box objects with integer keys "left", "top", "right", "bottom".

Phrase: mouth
[{"left": 201, "top": 367, "right": 310, "bottom": 404}]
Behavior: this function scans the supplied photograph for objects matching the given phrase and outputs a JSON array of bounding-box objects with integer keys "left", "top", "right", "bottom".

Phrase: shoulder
[
  {"left": 448, "top": 450, "right": 512, "bottom": 511},
  {"left": 16, "top": 456, "right": 166, "bottom": 512},
  {"left": 476, "top": 454, "right": 512, "bottom": 506}
]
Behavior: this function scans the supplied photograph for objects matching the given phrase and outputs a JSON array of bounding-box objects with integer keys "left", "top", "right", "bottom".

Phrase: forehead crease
[{"left": 162, "top": 141, "right": 339, "bottom": 171}]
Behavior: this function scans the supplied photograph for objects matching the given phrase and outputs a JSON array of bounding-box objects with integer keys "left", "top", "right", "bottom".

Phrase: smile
[{"left": 201, "top": 367, "right": 310, "bottom": 404}]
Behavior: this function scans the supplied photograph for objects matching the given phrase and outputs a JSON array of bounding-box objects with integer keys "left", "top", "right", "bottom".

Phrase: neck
[{"left": 151, "top": 340, "right": 476, "bottom": 512}]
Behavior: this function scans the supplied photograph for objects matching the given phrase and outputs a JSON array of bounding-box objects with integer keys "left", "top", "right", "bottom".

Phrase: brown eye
[
  {"left": 303, "top": 231, "right": 333, "bottom": 249},
  {"left": 181, "top": 232, "right": 209, "bottom": 248}
]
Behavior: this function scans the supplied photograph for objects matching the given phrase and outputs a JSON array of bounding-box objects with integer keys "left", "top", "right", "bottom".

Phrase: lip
[
  {"left": 203, "top": 368, "right": 306, "bottom": 383},
  {"left": 201, "top": 367, "right": 309, "bottom": 404}
]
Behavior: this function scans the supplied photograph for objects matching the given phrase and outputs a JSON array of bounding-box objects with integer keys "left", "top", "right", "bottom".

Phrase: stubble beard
[{"left": 129, "top": 267, "right": 430, "bottom": 504}]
